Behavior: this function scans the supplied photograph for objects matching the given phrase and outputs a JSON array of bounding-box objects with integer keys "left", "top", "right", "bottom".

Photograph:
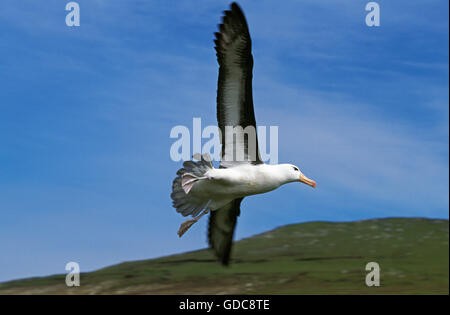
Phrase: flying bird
[{"left": 171, "top": 2, "right": 316, "bottom": 265}]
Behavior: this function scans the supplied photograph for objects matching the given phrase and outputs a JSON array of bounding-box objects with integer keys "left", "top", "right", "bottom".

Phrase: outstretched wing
[
  {"left": 208, "top": 198, "right": 242, "bottom": 265},
  {"left": 214, "top": 2, "right": 262, "bottom": 167}
]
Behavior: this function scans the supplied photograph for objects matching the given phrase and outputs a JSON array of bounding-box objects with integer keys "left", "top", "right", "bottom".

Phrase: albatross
[{"left": 171, "top": 2, "right": 316, "bottom": 265}]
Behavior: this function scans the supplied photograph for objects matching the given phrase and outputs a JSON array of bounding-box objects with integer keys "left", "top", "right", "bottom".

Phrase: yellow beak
[{"left": 300, "top": 174, "right": 316, "bottom": 188}]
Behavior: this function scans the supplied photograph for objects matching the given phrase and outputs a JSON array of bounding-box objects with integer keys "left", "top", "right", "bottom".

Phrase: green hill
[{"left": 0, "top": 217, "right": 448, "bottom": 294}]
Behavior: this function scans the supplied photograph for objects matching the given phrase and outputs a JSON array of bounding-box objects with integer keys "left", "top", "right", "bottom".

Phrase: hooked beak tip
[{"left": 300, "top": 175, "right": 316, "bottom": 188}]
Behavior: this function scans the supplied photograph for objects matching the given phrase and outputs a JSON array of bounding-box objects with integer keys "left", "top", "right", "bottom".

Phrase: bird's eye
[{"left": 292, "top": 166, "right": 299, "bottom": 172}]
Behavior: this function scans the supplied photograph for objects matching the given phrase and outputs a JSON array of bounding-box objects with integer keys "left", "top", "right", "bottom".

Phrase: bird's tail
[{"left": 171, "top": 153, "right": 213, "bottom": 217}]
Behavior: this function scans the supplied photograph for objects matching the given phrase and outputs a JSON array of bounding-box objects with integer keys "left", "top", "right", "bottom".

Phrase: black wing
[
  {"left": 208, "top": 198, "right": 242, "bottom": 265},
  {"left": 214, "top": 2, "right": 262, "bottom": 166}
]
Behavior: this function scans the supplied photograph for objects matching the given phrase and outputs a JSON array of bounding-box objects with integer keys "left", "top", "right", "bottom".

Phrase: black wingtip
[
  {"left": 230, "top": 2, "right": 245, "bottom": 17},
  {"left": 230, "top": 2, "right": 241, "bottom": 11}
]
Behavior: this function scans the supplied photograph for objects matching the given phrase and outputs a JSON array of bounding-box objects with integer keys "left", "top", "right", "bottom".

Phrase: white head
[{"left": 278, "top": 164, "right": 316, "bottom": 188}]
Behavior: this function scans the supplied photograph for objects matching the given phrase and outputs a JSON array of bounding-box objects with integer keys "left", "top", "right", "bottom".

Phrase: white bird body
[
  {"left": 188, "top": 164, "right": 284, "bottom": 210},
  {"left": 190, "top": 164, "right": 302, "bottom": 209}
]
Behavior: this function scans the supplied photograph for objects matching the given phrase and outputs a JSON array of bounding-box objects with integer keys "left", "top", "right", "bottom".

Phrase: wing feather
[
  {"left": 208, "top": 198, "right": 242, "bottom": 265},
  {"left": 215, "top": 3, "right": 262, "bottom": 166}
]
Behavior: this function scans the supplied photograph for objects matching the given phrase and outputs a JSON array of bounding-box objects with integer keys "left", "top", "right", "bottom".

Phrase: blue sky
[{"left": 0, "top": 0, "right": 448, "bottom": 282}]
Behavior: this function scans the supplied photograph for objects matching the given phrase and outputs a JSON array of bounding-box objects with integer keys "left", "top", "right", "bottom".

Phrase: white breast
[{"left": 197, "top": 164, "right": 282, "bottom": 197}]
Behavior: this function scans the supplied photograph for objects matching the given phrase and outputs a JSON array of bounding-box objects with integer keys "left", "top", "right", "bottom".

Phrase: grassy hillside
[{"left": 0, "top": 217, "right": 448, "bottom": 294}]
